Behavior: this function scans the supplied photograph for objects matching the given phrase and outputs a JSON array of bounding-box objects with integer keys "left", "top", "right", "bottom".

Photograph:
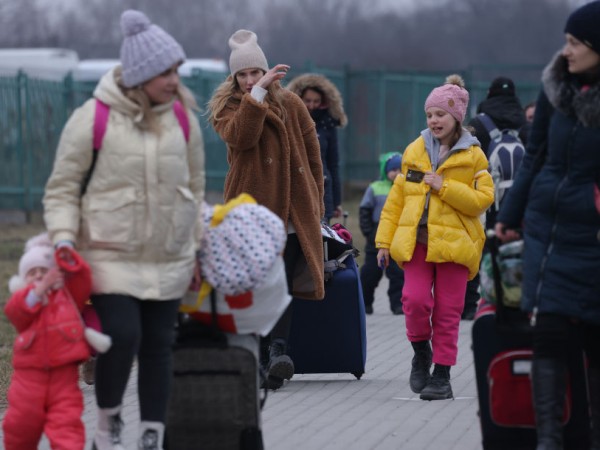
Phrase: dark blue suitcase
[{"left": 288, "top": 255, "right": 367, "bottom": 379}]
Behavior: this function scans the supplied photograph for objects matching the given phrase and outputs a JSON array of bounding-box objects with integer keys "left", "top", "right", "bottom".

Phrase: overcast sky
[{"left": 0, "top": 0, "right": 588, "bottom": 74}]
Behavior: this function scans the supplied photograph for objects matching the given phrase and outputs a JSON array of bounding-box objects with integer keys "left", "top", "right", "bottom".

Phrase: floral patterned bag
[
  {"left": 198, "top": 194, "right": 286, "bottom": 296},
  {"left": 480, "top": 240, "right": 523, "bottom": 308}
]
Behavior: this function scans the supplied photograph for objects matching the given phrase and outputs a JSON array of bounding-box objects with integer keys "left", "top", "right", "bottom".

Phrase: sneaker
[
  {"left": 93, "top": 407, "right": 125, "bottom": 450},
  {"left": 138, "top": 421, "right": 164, "bottom": 450},
  {"left": 420, "top": 364, "right": 453, "bottom": 400},
  {"left": 139, "top": 429, "right": 159, "bottom": 450},
  {"left": 81, "top": 356, "right": 96, "bottom": 386}
]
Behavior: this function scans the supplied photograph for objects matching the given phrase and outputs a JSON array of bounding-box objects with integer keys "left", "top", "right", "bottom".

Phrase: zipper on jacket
[
  {"left": 532, "top": 184, "right": 563, "bottom": 325},
  {"left": 42, "top": 298, "right": 50, "bottom": 368}
]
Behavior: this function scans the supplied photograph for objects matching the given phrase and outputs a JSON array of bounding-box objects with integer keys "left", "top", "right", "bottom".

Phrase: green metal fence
[{"left": 0, "top": 64, "right": 543, "bottom": 211}]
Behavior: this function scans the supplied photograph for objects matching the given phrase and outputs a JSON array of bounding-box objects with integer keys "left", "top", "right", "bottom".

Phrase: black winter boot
[
  {"left": 531, "top": 358, "right": 567, "bottom": 450},
  {"left": 409, "top": 341, "right": 432, "bottom": 393},
  {"left": 420, "top": 364, "right": 453, "bottom": 400},
  {"left": 589, "top": 368, "right": 600, "bottom": 450},
  {"left": 266, "top": 339, "right": 294, "bottom": 390}
]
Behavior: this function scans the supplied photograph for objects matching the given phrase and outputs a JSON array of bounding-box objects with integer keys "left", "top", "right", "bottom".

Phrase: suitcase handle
[
  {"left": 486, "top": 231, "right": 530, "bottom": 332},
  {"left": 487, "top": 232, "right": 506, "bottom": 323}
]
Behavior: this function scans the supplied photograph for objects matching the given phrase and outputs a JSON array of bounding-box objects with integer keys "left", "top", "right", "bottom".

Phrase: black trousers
[
  {"left": 533, "top": 313, "right": 600, "bottom": 369},
  {"left": 268, "top": 233, "right": 303, "bottom": 343},
  {"left": 92, "top": 294, "right": 180, "bottom": 422},
  {"left": 360, "top": 250, "right": 404, "bottom": 310},
  {"left": 464, "top": 273, "right": 481, "bottom": 310}
]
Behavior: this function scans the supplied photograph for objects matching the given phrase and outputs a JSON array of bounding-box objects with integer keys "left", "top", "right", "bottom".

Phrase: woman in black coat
[
  {"left": 287, "top": 74, "right": 347, "bottom": 222},
  {"left": 495, "top": 2, "right": 600, "bottom": 447}
]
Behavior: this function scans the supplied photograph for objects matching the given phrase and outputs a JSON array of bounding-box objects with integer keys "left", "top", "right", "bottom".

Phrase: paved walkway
[{"left": 4, "top": 279, "right": 484, "bottom": 449}]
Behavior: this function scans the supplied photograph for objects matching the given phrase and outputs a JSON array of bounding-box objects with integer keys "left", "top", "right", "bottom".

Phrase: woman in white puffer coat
[{"left": 43, "top": 10, "right": 205, "bottom": 450}]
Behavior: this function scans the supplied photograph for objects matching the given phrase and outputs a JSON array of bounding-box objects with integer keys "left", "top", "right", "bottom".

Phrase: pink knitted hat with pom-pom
[{"left": 424, "top": 74, "right": 469, "bottom": 123}]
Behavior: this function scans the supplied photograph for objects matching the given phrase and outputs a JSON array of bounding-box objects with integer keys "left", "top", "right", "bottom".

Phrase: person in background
[
  {"left": 376, "top": 75, "right": 493, "bottom": 401},
  {"left": 524, "top": 101, "right": 536, "bottom": 123},
  {"left": 43, "top": 9, "right": 205, "bottom": 449},
  {"left": 287, "top": 73, "right": 347, "bottom": 222},
  {"left": 495, "top": 1, "right": 600, "bottom": 447},
  {"left": 207, "top": 30, "right": 324, "bottom": 390},
  {"left": 359, "top": 152, "right": 405, "bottom": 315},
  {"left": 462, "top": 76, "right": 527, "bottom": 320},
  {"left": 2, "top": 234, "right": 92, "bottom": 450},
  {"left": 520, "top": 101, "right": 536, "bottom": 154},
  {"left": 468, "top": 76, "right": 528, "bottom": 155}
]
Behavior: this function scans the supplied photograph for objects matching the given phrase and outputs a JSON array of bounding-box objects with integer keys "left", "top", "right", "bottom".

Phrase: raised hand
[
  {"left": 256, "top": 64, "right": 290, "bottom": 89},
  {"left": 56, "top": 245, "right": 76, "bottom": 265},
  {"left": 34, "top": 267, "right": 64, "bottom": 297}
]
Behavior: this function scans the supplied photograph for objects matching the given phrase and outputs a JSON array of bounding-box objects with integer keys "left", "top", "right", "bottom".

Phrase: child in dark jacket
[
  {"left": 2, "top": 233, "right": 108, "bottom": 450},
  {"left": 359, "top": 152, "right": 405, "bottom": 315}
]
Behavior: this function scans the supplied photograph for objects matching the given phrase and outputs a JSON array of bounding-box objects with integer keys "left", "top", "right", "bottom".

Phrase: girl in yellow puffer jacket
[{"left": 376, "top": 75, "right": 494, "bottom": 401}]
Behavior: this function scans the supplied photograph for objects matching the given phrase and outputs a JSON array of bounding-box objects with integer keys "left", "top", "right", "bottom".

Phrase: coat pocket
[
  {"left": 166, "top": 186, "right": 198, "bottom": 254},
  {"left": 14, "top": 330, "right": 36, "bottom": 352},
  {"left": 56, "top": 321, "right": 85, "bottom": 343},
  {"left": 82, "top": 188, "right": 138, "bottom": 251}
]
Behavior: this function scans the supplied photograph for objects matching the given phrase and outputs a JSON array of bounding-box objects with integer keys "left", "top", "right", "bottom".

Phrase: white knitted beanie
[
  {"left": 228, "top": 29, "right": 269, "bottom": 76},
  {"left": 9, "top": 233, "right": 56, "bottom": 293},
  {"left": 119, "top": 10, "right": 186, "bottom": 88}
]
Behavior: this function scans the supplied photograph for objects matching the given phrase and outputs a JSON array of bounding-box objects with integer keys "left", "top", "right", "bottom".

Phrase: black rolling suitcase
[
  {"left": 288, "top": 223, "right": 367, "bottom": 379},
  {"left": 472, "top": 237, "right": 590, "bottom": 449},
  {"left": 166, "top": 292, "right": 265, "bottom": 450}
]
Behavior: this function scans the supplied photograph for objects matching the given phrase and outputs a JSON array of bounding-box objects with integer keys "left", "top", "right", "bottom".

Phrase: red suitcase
[{"left": 471, "top": 237, "right": 590, "bottom": 449}]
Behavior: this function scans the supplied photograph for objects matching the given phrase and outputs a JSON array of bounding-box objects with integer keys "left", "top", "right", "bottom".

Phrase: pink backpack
[{"left": 81, "top": 99, "right": 190, "bottom": 194}]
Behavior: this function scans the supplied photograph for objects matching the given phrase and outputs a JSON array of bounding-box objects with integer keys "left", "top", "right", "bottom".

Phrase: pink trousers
[{"left": 401, "top": 243, "right": 469, "bottom": 366}]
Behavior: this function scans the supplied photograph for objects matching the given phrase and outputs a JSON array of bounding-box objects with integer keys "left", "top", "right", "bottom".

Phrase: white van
[
  {"left": 180, "top": 58, "right": 228, "bottom": 76},
  {"left": 73, "top": 59, "right": 120, "bottom": 82},
  {"left": 73, "top": 58, "right": 227, "bottom": 82},
  {"left": 0, "top": 48, "right": 79, "bottom": 80}
]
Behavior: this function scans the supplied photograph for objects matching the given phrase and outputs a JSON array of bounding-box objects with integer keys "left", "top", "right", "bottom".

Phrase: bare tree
[{"left": 0, "top": 0, "right": 580, "bottom": 75}]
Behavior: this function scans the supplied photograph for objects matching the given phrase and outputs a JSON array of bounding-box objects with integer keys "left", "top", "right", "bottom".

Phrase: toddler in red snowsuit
[{"left": 2, "top": 233, "right": 93, "bottom": 450}]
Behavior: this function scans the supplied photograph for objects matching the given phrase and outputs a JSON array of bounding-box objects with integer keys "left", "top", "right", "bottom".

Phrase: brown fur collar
[{"left": 286, "top": 73, "right": 348, "bottom": 127}]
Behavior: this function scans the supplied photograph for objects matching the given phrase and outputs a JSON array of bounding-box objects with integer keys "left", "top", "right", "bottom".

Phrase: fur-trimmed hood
[
  {"left": 542, "top": 51, "right": 600, "bottom": 128},
  {"left": 286, "top": 73, "right": 348, "bottom": 127}
]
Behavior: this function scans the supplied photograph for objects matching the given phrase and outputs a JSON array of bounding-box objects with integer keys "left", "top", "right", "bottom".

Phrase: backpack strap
[
  {"left": 93, "top": 100, "right": 110, "bottom": 151},
  {"left": 94, "top": 99, "right": 189, "bottom": 150},
  {"left": 173, "top": 100, "right": 190, "bottom": 143},
  {"left": 81, "top": 99, "right": 110, "bottom": 195},
  {"left": 478, "top": 113, "right": 502, "bottom": 143}
]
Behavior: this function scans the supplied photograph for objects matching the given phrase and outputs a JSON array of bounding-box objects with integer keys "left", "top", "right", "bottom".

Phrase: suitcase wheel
[{"left": 352, "top": 372, "right": 363, "bottom": 380}]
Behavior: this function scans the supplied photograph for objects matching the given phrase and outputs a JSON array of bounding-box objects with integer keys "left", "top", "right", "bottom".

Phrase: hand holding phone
[{"left": 423, "top": 171, "right": 443, "bottom": 191}]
